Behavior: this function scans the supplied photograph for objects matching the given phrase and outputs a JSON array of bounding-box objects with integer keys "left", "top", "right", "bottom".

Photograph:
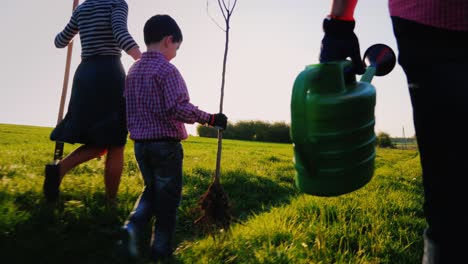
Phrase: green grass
[{"left": 0, "top": 123, "right": 425, "bottom": 263}]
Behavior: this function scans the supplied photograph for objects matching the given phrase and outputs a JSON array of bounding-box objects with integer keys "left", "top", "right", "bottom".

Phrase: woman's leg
[
  {"left": 103, "top": 146, "right": 124, "bottom": 203},
  {"left": 44, "top": 144, "right": 106, "bottom": 202},
  {"left": 61, "top": 144, "right": 124, "bottom": 203},
  {"left": 59, "top": 144, "right": 107, "bottom": 178}
]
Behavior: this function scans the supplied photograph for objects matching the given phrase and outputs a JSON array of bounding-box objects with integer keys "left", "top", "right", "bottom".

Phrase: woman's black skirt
[{"left": 50, "top": 55, "right": 128, "bottom": 147}]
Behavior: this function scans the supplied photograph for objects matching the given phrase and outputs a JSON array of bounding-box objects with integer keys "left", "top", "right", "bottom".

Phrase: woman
[{"left": 44, "top": 0, "right": 141, "bottom": 204}]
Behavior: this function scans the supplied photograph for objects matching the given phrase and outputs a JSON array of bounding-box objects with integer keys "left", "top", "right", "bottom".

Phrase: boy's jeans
[{"left": 127, "top": 140, "right": 183, "bottom": 256}]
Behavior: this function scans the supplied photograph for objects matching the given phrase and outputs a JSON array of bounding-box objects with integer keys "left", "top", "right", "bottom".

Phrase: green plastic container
[{"left": 290, "top": 61, "right": 376, "bottom": 196}]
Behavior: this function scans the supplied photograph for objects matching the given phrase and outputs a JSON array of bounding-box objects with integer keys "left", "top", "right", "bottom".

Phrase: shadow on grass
[
  {"left": 177, "top": 167, "right": 299, "bottom": 240},
  {"left": 0, "top": 190, "right": 145, "bottom": 264},
  {"left": 0, "top": 166, "right": 298, "bottom": 264}
]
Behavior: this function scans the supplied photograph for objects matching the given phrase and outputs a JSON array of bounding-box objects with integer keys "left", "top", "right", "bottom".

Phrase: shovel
[{"left": 44, "top": 0, "right": 79, "bottom": 202}]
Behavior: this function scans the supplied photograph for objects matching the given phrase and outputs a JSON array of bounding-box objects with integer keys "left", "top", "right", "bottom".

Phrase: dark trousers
[
  {"left": 126, "top": 140, "right": 183, "bottom": 255},
  {"left": 392, "top": 17, "right": 468, "bottom": 260}
]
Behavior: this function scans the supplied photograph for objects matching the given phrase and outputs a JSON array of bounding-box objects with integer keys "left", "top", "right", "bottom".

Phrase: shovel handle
[
  {"left": 53, "top": 0, "right": 79, "bottom": 161},
  {"left": 56, "top": 0, "right": 79, "bottom": 125}
]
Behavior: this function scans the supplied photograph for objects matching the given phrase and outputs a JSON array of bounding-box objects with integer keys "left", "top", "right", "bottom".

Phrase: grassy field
[{"left": 0, "top": 123, "right": 425, "bottom": 263}]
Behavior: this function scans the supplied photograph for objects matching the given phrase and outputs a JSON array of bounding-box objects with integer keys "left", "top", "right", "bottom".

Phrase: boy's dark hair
[{"left": 143, "top": 14, "right": 183, "bottom": 45}]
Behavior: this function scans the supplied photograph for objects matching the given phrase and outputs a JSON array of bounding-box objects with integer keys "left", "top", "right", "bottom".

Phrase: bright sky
[{"left": 0, "top": 0, "right": 414, "bottom": 138}]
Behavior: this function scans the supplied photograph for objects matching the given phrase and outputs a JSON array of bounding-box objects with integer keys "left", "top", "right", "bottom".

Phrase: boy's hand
[
  {"left": 319, "top": 17, "right": 365, "bottom": 74},
  {"left": 209, "top": 113, "right": 228, "bottom": 130}
]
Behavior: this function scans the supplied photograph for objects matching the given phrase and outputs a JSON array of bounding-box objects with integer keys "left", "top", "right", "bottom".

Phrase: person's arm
[
  {"left": 319, "top": 0, "right": 365, "bottom": 74},
  {"left": 163, "top": 68, "right": 211, "bottom": 125},
  {"left": 54, "top": 11, "right": 79, "bottom": 48},
  {"left": 126, "top": 46, "right": 142, "bottom": 61},
  {"left": 163, "top": 68, "right": 227, "bottom": 129},
  {"left": 329, "top": 0, "right": 357, "bottom": 20},
  {"left": 111, "top": 1, "right": 141, "bottom": 60}
]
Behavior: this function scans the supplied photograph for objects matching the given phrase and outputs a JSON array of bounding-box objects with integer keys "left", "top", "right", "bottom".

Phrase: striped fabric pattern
[
  {"left": 389, "top": 0, "right": 468, "bottom": 31},
  {"left": 55, "top": 0, "right": 139, "bottom": 58},
  {"left": 125, "top": 51, "right": 211, "bottom": 141}
]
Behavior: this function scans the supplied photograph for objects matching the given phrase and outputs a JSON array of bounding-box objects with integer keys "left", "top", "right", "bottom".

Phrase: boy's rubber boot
[
  {"left": 116, "top": 223, "right": 139, "bottom": 259},
  {"left": 150, "top": 214, "right": 176, "bottom": 262},
  {"left": 422, "top": 228, "right": 439, "bottom": 264}
]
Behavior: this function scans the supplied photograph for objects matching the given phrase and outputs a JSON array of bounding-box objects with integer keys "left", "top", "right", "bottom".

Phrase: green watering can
[{"left": 290, "top": 44, "right": 396, "bottom": 196}]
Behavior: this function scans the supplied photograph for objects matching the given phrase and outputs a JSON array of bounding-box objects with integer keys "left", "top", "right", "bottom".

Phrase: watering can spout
[{"left": 360, "top": 44, "right": 396, "bottom": 83}]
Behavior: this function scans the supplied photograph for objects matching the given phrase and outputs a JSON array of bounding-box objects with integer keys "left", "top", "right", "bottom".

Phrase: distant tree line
[
  {"left": 376, "top": 132, "right": 395, "bottom": 148},
  {"left": 376, "top": 132, "right": 417, "bottom": 149},
  {"left": 197, "top": 121, "right": 417, "bottom": 148},
  {"left": 197, "top": 120, "right": 291, "bottom": 143}
]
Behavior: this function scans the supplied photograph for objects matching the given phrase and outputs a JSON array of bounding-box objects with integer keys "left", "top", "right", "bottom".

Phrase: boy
[{"left": 120, "top": 14, "right": 228, "bottom": 261}]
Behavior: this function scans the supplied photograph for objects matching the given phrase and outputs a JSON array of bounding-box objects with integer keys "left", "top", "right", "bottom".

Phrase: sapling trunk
[{"left": 195, "top": 0, "right": 238, "bottom": 233}]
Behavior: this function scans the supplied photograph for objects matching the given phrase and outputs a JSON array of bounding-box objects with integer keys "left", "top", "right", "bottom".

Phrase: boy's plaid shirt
[{"left": 125, "top": 50, "right": 211, "bottom": 141}]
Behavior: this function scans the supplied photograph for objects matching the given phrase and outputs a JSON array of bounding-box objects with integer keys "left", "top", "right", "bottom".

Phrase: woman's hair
[{"left": 143, "top": 14, "right": 183, "bottom": 45}]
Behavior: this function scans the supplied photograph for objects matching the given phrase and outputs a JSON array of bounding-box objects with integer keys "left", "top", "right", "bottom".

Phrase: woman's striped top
[{"left": 55, "top": 0, "right": 139, "bottom": 58}]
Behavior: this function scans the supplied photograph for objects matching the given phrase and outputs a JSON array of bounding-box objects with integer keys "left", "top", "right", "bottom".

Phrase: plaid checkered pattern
[
  {"left": 125, "top": 51, "right": 211, "bottom": 141},
  {"left": 389, "top": 0, "right": 468, "bottom": 31}
]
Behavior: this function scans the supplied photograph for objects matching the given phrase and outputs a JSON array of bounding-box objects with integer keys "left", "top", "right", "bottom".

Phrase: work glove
[
  {"left": 319, "top": 17, "right": 366, "bottom": 75},
  {"left": 209, "top": 113, "right": 228, "bottom": 130}
]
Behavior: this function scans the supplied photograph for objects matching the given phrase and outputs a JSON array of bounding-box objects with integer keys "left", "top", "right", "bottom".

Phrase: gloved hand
[
  {"left": 319, "top": 17, "right": 366, "bottom": 75},
  {"left": 209, "top": 113, "right": 228, "bottom": 130}
]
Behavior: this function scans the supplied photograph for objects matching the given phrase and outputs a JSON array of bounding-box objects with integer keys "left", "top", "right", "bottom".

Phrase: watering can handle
[
  {"left": 291, "top": 62, "right": 346, "bottom": 141},
  {"left": 290, "top": 69, "right": 312, "bottom": 143}
]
